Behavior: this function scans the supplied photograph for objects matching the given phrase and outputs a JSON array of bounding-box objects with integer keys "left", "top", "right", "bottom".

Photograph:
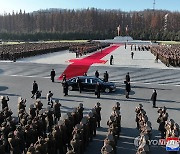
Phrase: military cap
[
  {"left": 79, "top": 103, "right": 83, "bottom": 107},
  {"left": 55, "top": 99, "right": 59, "bottom": 103},
  {"left": 169, "top": 119, "right": 175, "bottom": 124},
  {"left": 139, "top": 104, "right": 143, "bottom": 107},
  {"left": 116, "top": 102, "right": 120, "bottom": 106},
  {"left": 97, "top": 102, "right": 101, "bottom": 106},
  {"left": 174, "top": 123, "right": 179, "bottom": 128}
]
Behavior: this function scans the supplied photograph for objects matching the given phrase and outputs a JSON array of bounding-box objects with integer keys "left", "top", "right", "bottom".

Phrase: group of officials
[{"left": 0, "top": 93, "right": 102, "bottom": 154}]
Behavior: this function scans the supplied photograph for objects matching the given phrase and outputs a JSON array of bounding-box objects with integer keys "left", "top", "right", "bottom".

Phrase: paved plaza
[{"left": 0, "top": 45, "right": 180, "bottom": 154}]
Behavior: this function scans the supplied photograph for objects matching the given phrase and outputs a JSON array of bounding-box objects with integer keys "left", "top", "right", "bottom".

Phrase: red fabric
[{"left": 58, "top": 45, "right": 120, "bottom": 80}]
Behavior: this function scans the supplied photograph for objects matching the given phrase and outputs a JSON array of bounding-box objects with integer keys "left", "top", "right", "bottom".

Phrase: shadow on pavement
[{"left": 0, "top": 86, "right": 8, "bottom": 91}]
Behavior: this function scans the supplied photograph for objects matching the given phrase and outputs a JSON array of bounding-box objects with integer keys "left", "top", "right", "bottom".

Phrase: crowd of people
[
  {"left": 0, "top": 42, "right": 81, "bottom": 61},
  {"left": 69, "top": 43, "right": 110, "bottom": 58},
  {"left": 0, "top": 94, "right": 103, "bottom": 154},
  {"left": 101, "top": 102, "right": 121, "bottom": 154},
  {"left": 150, "top": 45, "right": 180, "bottom": 67}
]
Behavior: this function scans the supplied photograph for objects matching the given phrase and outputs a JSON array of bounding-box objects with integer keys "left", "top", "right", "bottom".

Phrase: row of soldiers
[
  {"left": 0, "top": 42, "right": 81, "bottom": 61},
  {"left": 157, "top": 106, "right": 179, "bottom": 140},
  {"left": 101, "top": 102, "right": 121, "bottom": 154},
  {"left": 130, "top": 44, "right": 151, "bottom": 52},
  {"left": 67, "top": 102, "right": 101, "bottom": 154},
  {"left": 151, "top": 44, "right": 180, "bottom": 67},
  {"left": 0, "top": 95, "right": 102, "bottom": 154},
  {"left": 135, "top": 104, "right": 152, "bottom": 154},
  {"left": 69, "top": 42, "right": 110, "bottom": 58}
]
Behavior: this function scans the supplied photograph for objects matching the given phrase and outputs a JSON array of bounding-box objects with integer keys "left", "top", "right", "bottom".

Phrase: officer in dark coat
[
  {"left": 95, "top": 70, "right": 99, "bottom": 78},
  {"left": 103, "top": 71, "right": 109, "bottom": 82},
  {"left": 50, "top": 69, "right": 56, "bottom": 82},
  {"left": 31, "top": 81, "right": 38, "bottom": 98},
  {"left": 0, "top": 96, "right": 9, "bottom": 110},
  {"left": 125, "top": 72, "right": 130, "bottom": 83},
  {"left": 77, "top": 77, "right": 82, "bottom": 93},
  {"left": 125, "top": 82, "right": 131, "bottom": 98},
  {"left": 95, "top": 82, "right": 101, "bottom": 98},
  {"left": 45, "top": 133, "right": 56, "bottom": 154},
  {"left": 110, "top": 55, "right": 114, "bottom": 65},
  {"left": 53, "top": 100, "right": 61, "bottom": 124},
  {"left": 94, "top": 102, "right": 101, "bottom": 128},
  {"left": 62, "top": 80, "right": 68, "bottom": 96},
  {"left": 151, "top": 89, "right": 157, "bottom": 108},
  {"left": 131, "top": 51, "right": 134, "bottom": 59}
]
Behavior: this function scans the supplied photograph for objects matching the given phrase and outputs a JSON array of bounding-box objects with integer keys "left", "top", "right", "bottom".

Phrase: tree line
[{"left": 0, "top": 8, "right": 180, "bottom": 41}]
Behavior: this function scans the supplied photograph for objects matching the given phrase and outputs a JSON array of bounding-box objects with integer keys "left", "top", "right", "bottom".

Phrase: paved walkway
[
  {"left": 16, "top": 44, "right": 173, "bottom": 69},
  {"left": 0, "top": 44, "right": 180, "bottom": 154}
]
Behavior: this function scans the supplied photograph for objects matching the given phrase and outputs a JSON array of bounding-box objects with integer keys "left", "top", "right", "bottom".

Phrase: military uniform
[
  {"left": 50, "top": 69, "right": 56, "bottom": 82},
  {"left": 94, "top": 102, "right": 101, "bottom": 128},
  {"left": 1, "top": 96, "right": 9, "bottom": 110},
  {"left": 53, "top": 100, "right": 61, "bottom": 124},
  {"left": 62, "top": 80, "right": 68, "bottom": 96}
]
